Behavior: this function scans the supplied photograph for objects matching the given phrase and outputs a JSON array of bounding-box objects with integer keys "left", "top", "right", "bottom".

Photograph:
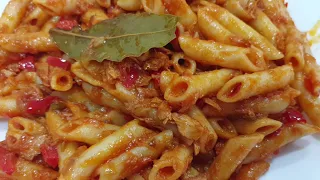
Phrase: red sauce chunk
[
  {"left": 119, "top": 63, "right": 140, "bottom": 88},
  {"left": 40, "top": 144, "right": 59, "bottom": 168},
  {"left": 282, "top": 109, "right": 307, "bottom": 124},
  {"left": 0, "top": 147, "right": 18, "bottom": 175},
  {"left": 26, "top": 96, "right": 59, "bottom": 115},
  {"left": 47, "top": 56, "right": 71, "bottom": 70},
  {"left": 19, "top": 56, "right": 35, "bottom": 71},
  {"left": 304, "top": 75, "right": 319, "bottom": 97},
  {"left": 170, "top": 28, "right": 181, "bottom": 51},
  {"left": 56, "top": 18, "right": 78, "bottom": 31}
]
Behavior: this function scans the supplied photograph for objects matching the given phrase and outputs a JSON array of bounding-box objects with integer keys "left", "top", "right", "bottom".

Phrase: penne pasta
[
  {"left": 198, "top": 7, "right": 251, "bottom": 47},
  {"left": 33, "top": 0, "right": 97, "bottom": 16},
  {"left": 249, "top": 9, "right": 284, "bottom": 49},
  {"left": 62, "top": 120, "right": 154, "bottom": 179},
  {"left": 162, "top": 0, "right": 197, "bottom": 29},
  {"left": 0, "top": 0, "right": 31, "bottom": 33},
  {"left": 116, "top": 0, "right": 142, "bottom": 11},
  {"left": 171, "top": 53, "right": 197, "bottom": 75},
  {"left": 235, "top": 161, "right": 270, "bottom": 180},
  {"left": 22, "top": 6, "right": 51, "bottom": 27},
  {"left": 164, "top": 69, "right": 239, "bottom": 108},
  {"left": 50, "top": 69, "right": 73, "bottom": 91},
  {"left": 149, "top": 145, "right": 193, "bottom": 180},
  {"left": 179, "top": 36, "right": 266, "bottom": 72},
  {"left": 57, "top": 142, "right": 81, "bottom": 172},
  {"left": 208, "top": 118, "right": 238, "bottom": 139},
  {"left": 0, "top": 32, "right": 58, "bottom": 53},
  {"left": 224, "top": 0, "right": 257, "bottom": 22},
  {"left": 207, "top": 133, "right": 264, "bottom": 180},
  {"left": 141, "top": 0, "right": 165, "bottom": 14},
  {"left": 200, "top": 4, "right": 284, "bottom": 60},
  {"left": 232, "top": 117, "right": 282, "bottom": 136},
  {"left": 244, "top": 123, "right": 320, "bottom": 164},
  {"left": 217, "top": 65, "right": 294, "bottom": 102},
  {"left": 243, "top": 123, "right": 320, "bottom": 164},
  {"left": 203, "top": 87, "right": 300, "bottom": 117},
  {"left": 56, "top": 119, "right": 120, "bottom": 145},
  {"left": 284, "top": 25, "right": 305, "bottom": 70},
  {"left": 81, "top": 7, "right": 109, "bottom": 27},
  {"left": 96, "top": 130, "right": 173, "bottom": 180}
]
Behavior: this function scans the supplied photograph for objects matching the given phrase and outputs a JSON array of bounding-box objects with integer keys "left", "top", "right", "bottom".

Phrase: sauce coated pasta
[{"left": 0, "top": 0, "right": 319, "bottom": 180}]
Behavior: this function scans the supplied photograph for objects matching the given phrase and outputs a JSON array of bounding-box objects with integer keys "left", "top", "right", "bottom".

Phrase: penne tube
[
  {"left": 203, "top": 87, "right": 300, "bottom": 117},
  {"left": 149, "top": 145, "right": 193, "bottom": 180},
  {"left": 116, "top": 0, "right": 142, "bottom": 11},
  {"left": 12, "top": 158, "right": 59, "bottom": 180},
  {"left": 95, "top": 0, "right": 111, "bottom": 8},
  {"left": 81, "top": 7, "right": 109, "bottom": 26},
  {"left": 0, "top": 32, "right": 58, "bottom": 53},
  {"left": 198, "top": 8, "right": 251, "bottom": 47},
  {"left": 160, "top": 71, "right": 179, "bottom": 93},
  {"left": 224, "top": 0, "right": 257, "bottom": 22},
  {"left": 171, "top": 53, "right": 197, "bottom": 75},
  {"left": 141, "top": 0, "right": 165, "bottom": 14},
  {"left": 235, "top": 161, "right": 270, "bottom": 180},
  {"left": 162, "top": 0, "right": 197, "bottom": 29},
  {"left": 50, "top": 69, "right": 73, "bottom": 91},
  {"left": 208, "top": 118, "right": 238, "bottom": 139},
  {"left": 0, "top": 0, "right": 31, "bottom": 33},
  {"left": 56, "top": 119, "right": 120, "bottom": 145},
  {"left": 33, "top": 0, "right": 97, "bottom": 16},
  {"left": 45, "top": 110, "right": 68, "bottom": 139},
  {"left": 284, "top": 25, "right": 305, "bottom": 70},
  {"left": 187, "top": 106, "right": 218, "bottom": 154},
  {"left": 217, "top": 65, "right": 294, "bottom": 103},
  {"left": 258, "top": 0, "right": 293, "bottom": 27},
  {"left": 0, "top": 96, "right": 19, "bottom": 117},
  {"left": 243, "top": 123, "right": 320, "bottom": 164},
  {"left": 57, "top": 142, "right": 81, "bottom": 172},
  {"left": 292, "top": 72, "right": 320, "bottom": 127},
  {"left": 22, "top": 6, "right": 51, "bottom": 27},
  {"left": 232, "top": 118, "right": 282, "bottom": 136},
  {"left": 96, "top": 130, "right": 173, "bottom": 180},
  {"left": 200, "top": 4, "right": 284, "bottom": 60},
  {"left": 179, "top": 36, "right": 266, "bottom": 72},
  {"left": 249, "top": 9, "right": 284, "bottom": 48},
  {"left": 41, "top": 16, "right": 60, "bottom": 32},
  {"left": 207, "top": 134, "right": 264, "bottom": 180},
  {"left": 164, "top": 69, "right": 239, "bottom": 108},
  {"left": 62, "top": 120, "right": 154, "bottom": 179}
]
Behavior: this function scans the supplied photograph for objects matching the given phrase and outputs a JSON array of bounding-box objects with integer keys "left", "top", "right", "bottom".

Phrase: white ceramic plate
[{"left": 0, "top": 1, "right": 319, "bottom": 179}]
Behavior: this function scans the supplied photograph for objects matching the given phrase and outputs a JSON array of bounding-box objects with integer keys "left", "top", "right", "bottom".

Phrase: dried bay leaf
[{"left": 50, "top": 13, "right": 178, "bottom": 62}]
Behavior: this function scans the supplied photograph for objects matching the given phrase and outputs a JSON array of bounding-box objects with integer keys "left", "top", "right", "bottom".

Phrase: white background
[{"left": 0, "top": 0, "right": 319, "bottom": 179}]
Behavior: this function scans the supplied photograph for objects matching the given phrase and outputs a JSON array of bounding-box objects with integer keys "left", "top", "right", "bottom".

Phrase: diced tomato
[
  {"left": 40, "top": 144, "right": 59, "bottom": 168},
  {"left": 56, "top": 18, "right": 78, "bottom": 31},
  {"left": 19, "top": 56, "right": 35, "bottom": 71},
  {"left": 26, "top": 96, "right": 59, "bottom": 115},
  {"left": 0, "top": 147, "right": 18, "bottom": 175},
  {"left": 119, "top": 63, "right": 140, "bottom": 88},
  {"left": 282, "top": 109, "right": 307, "bottom": 124},
  {"left": 47, "top": 56, "right": 71, "bottom": 70},
  {"left": 285, "top": 2, "right": 288, "bottom": 7},
  {"left": 170, "top": 28, "right": 181, "bottom": 51}
]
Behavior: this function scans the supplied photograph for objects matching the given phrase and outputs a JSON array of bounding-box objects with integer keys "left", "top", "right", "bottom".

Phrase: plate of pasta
[{"left": 0, "top": 0, "right": 320, "bottom": 180}]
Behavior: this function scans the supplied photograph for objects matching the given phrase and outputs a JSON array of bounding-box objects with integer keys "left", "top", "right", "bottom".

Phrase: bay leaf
[{"left": 49, "top": 13, "right": 178, "bottom": 62}]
